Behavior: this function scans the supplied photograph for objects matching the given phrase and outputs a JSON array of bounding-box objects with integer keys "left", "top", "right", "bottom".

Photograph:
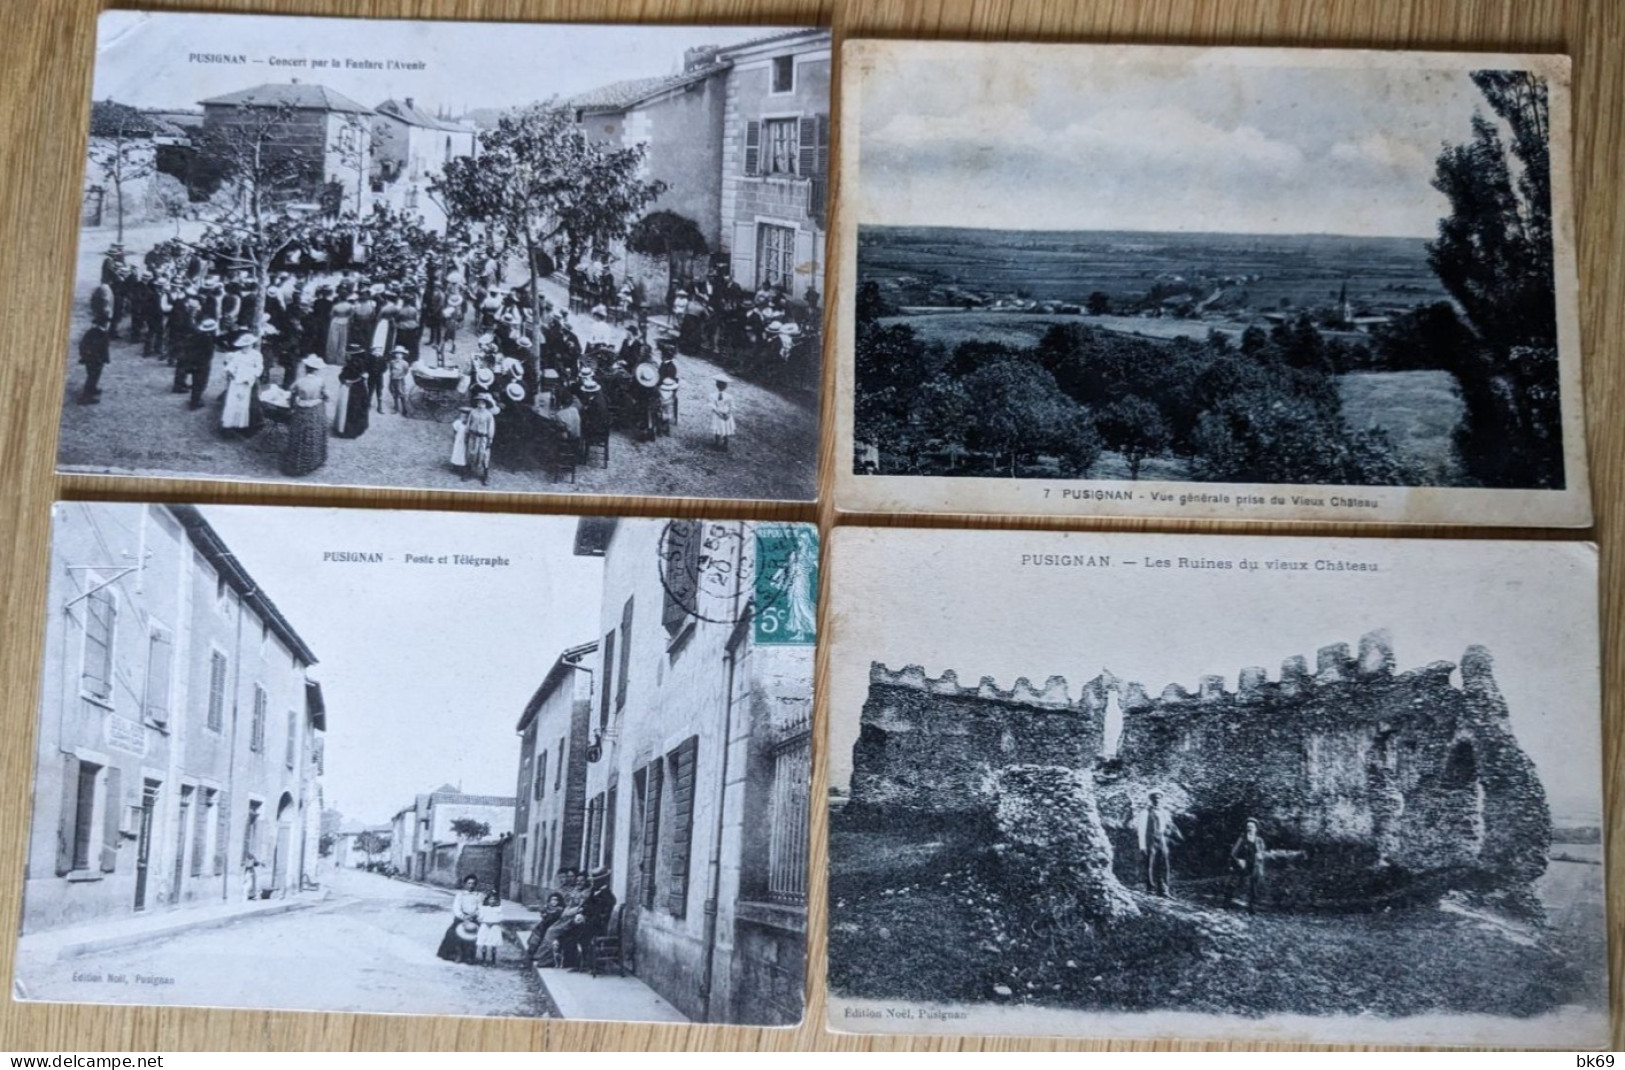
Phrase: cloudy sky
[
  {"left": 202, "top": 505, "right": 603, "bottom": 827},
  {"left": 94, "top": 11, "right": 774, "bottom": 115},
  {"left": 857, "top": 45, "right": 1505, "bottom": 237},
  {"left": 826, "top": 529, "right": 1601, "bottom": 824}
]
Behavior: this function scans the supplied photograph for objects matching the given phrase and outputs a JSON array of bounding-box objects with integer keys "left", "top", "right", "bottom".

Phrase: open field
[
  {"left": 859, "top": 225, "right": 1448, "bottom": 313},
  {"left": 1337, "top": 370, "right": 1466, "bottom": 485}
]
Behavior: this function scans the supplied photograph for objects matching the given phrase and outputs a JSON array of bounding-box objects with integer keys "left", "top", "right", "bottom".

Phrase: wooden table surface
[{"left": 0, "top": 0, "right": 1619, "bottom": 1052}]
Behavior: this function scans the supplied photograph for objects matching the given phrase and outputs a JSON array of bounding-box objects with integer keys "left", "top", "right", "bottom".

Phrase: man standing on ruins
[
  {"left": 1143, "top": 791, "right": 1181, "bottom": 897},
  {"left": 1231, "top": 818, "right": 1268, "bottom": 915}
]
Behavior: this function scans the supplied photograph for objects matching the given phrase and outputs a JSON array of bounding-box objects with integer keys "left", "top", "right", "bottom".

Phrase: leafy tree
[
  {"left": 626, "top": 209, "right": 709, "bottom": 301},
  {"left": 355, "top": 830, "right": 392, "bottom": 857},
  {"left": 433, "top": 104, "right": 665, "bottom": 362},
  {"left": 853, "top": 320, "right": 934, "bottom": 453},
  {"left": 1086, "top": 291, "right": 1111, "bottom": 316},
  {"left": 318, "top": 833, "right": 336, "bottom": 858},
  {"left": 1427, "top": 70, "right": 1562, "bottom": 488},
  {"left": 329, "top": 113, "right": 371, "bottom": 221},
  {"left": 185, "top": 101, "right": 323, "bottom": 334},
  {"left": 855, "top": 279, "right": 894, "bottom": 323},
  {"left": 961, "top": 361, "right": 1085, "bottom": 477},
  {"left": 1098, "top": 395, "right": 1171, "bottom": 480},
  {"left": 1189, "top": 387, "right": 1418, "bottom": 486},
  {"left": 450, "top": 818, "right": 492, "bottom": 842},
  {"left": 87, "top": 103, "right": 157, "bottom": 242}
]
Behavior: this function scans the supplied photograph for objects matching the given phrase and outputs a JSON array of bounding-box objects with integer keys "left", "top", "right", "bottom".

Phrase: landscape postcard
[
  {"left": 59, "top": 12, "right": 829, "bottom": 503},
  {"left": 17, "top": 502, "right": 814, "bottom": 1024},
  {"left": 823, "top": 527, "right": 1607, "bottom": 1045},
  {"left": 832, "top": 42, "right": 1590, "bottom": 526}
]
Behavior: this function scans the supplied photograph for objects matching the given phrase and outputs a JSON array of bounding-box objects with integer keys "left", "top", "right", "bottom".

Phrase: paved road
[{"left": 15, "top": 870, "right": 543, "bottom": 1018}]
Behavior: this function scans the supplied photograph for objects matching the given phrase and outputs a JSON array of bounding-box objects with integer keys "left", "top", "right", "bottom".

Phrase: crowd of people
[
  {"left": 434, "top": 869, "right": 618, "bottom": 976},
  {"left": 75, "top": 235, "right": 814, "bottom": 482}
]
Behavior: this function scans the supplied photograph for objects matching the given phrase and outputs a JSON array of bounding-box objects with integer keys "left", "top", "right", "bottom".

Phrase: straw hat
[
  {"left": 505, "top": 381, "right": 526, "bottom": 402},
  {"left": 634, "top": 363, "right": 660, "bottom": 388},
  {"left": 474, "top": 367, "right": 495, "bottom": 388},
  {"left": 301, "top": 354, "right": 326, "bottom": 372},
  {"left": 231, "top": 332, "right": 257, "bottom": 349},
  {"left": 197, "top": 318, "right": 219, "bottom": 333}
]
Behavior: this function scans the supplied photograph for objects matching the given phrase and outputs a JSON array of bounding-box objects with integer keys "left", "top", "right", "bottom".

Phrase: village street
[
  {"left": 57, "top": 223, "right": 821, "bottom": 501},
  {"left": 15, "top": 869, "right": 546, "bottom": 1018}
]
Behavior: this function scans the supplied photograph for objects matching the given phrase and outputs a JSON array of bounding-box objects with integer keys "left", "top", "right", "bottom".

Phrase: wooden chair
[
  {"left": 589, "top": 903, "right": 627, "bottom": 978},
  {"left": 583, "top": 420, "right": 610, "bottom": 468},
  {"left": 537, "top": 424, "right": 579, "bottom": 484}
]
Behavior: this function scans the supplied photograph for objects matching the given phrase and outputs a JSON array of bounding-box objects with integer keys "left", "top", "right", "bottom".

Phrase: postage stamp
[{"left": 753, "top": 523, "right": 819, "bottom": 645}]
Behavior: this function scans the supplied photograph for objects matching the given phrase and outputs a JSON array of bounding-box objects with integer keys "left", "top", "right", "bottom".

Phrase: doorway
[{"left": 133, "top": 779, "right": 159, "bottom": 912}]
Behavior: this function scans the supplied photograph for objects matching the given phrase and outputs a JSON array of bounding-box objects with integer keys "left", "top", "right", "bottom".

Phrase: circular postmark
[{"left": 657, "top": 520, "right": 756, "bottom": 626}]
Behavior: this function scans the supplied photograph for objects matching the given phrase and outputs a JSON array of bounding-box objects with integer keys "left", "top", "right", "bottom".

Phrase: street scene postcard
[
  {"left": 16, "top": 502, "right": 816, "bottom": 1024},
  {"left": 833, "top": 41, "right": 1590, "bottom": 527},
  {"left": 59, "top": 12, "right": 829, "bottom": 503},
  {"left": 824, "top": 527, "right": 1607, "bottom": 1046}
]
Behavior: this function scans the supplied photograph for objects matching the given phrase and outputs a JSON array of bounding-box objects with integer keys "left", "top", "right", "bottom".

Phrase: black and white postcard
[
  {"left": 17, "top": 502, "right": 815, "bottom": 1024},
  {"left": 824, "top": 527, "right": 1605, "bottom": 1045},
  {"left": 833, "top": 42, "right": 1590, "bottom": 526},
  {"left": 60, "top": 12, "right": 829, "bottom": 502}
]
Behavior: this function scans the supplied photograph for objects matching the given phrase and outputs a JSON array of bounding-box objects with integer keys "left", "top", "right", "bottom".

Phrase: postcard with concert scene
[
  {"left": 824, "top": 526, "right": 1606, "bottom": 1046},
  {"left": 60, "top": 12, "right": 829, "bottom": 502},
  {"left": 833, "top": 42, "right": 1590, "bottom": 526},
  {"left": 17, "top": 502, "right": 814, "bottom": 1024}
]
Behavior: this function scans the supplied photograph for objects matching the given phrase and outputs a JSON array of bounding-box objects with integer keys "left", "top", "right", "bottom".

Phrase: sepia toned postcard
[
  {"left": 59, "top": 12, "right": 830, "bottom": 503},
  {"left": 833, "top": 41, "right": 1590, "bottom": 526},
  {"left": 17, "top": 502, "right": 814, "bottom": 1024},
  {"left": 824, "top": 527, "right": 1606, "bottom": 1045}
]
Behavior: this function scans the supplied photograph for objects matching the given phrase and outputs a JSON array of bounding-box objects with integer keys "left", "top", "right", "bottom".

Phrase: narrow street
[{"left": 15, "top": 869, "right": 544, "bottom": 1018}]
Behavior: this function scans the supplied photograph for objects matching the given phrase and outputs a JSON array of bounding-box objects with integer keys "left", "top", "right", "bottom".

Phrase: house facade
[
  {"left": 197, "top": 81, "right": 373, "bottom": 213},
  {"left": 388, "top": 785, "right": 515, "bottom": 888},
  {"left": 570, "top": 517, "right": 814, "bottom": 1025},
  {"left": 24, "top": 503, "right": 325, "bottom": 934},
  {"left": 371, "top": 97, "right": 477, "bottom": 226},
  {"left": 511, "top": 640, "right": 596, "bottom": 904},
  {"left": 717, "top": 31, "right": 831, "bottom": 301}
]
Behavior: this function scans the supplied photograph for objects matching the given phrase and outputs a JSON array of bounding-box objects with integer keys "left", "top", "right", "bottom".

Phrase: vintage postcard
[
  {"left": 60, "top": 12, "right": 829, "bottom": 502},
  {"left": 17, "top": 503, "right": 814, "bottom": 1024},
  {"left": 825, "top": 527, "right": 1606, "bottom": 1045},
  {"left": 833, "top": 41, "right": 1590, "bottom": 526}
]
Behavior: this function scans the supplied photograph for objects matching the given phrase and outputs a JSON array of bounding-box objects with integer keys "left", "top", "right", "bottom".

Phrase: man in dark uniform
[
  {"left": 180, "top": 316, "right": 219, "bottom": 410},
  {"left": 576, "top": 867, "right": 618, "bottom": 975},
  {"left": 77, "top": 320, "right": 110, "bottom": 404}
]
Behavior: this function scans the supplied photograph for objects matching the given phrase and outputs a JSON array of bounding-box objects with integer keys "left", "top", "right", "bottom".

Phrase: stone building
[
  {"left": 852, "top": 632, "right": 1552, "bottom": 905},
  {"left": 716, "top": 30, "right": 830, "bottom": 301},
  {"left": 570, "top": 517, "right": 814, "bottom": 1025},
  {"left": 370, "top": 97, "right": 477, "bottom": 225},
  {"left": 511, "top": 640, "right": 597, "bottom": 903},
  {"left": 24, "top": 503, "right": 325, "bottom": 934},
  {"left": 388, "top": 785, "right": 515, "bottom": 889},
  {"left": 197, "top": 81, "right": 373, "bottom": 212}
]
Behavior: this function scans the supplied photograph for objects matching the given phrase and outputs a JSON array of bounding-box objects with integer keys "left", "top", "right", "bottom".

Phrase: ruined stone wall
[
  {"left": 849, "top": 664, "right": 1102, "bottom": 816},
  {"left": 849, "top": 633, "right": 1551, "bottom": 895}
]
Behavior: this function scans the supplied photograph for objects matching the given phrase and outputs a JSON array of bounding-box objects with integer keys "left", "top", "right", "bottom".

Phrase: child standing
[
  {"left": 710, "top": 375, "right": 735, "bottom": 451},
  {"left": 387, "top": 346, "right": 412, "bottom": 416},
  {"left": 476, "top": 889, "right": 504, "bottom": 966}
]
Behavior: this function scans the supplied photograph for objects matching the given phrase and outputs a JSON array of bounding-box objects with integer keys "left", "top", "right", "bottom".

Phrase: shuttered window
[
  {"left": 206, "top": 650, "right": 227, "bottom": 731},
  {"left": 535, "top": 751, "right": 547, "bottom": 801},
  {"left": 616, "top": 597, "right": 633, "bottom": 712},
  {"left": 191, "top": 789, "right": 212, "bottom": 877},
  {"left": 600, "top": 630, "right": 615, "bottom": 731},
  {"left": 214, "top": 792, "right": 229, "bottom": 875},
  {"left": 603, "top": 780, "right": 618, "bottom": 876},
  {"left": 65, "top": 758, "right": 98, "bottom": 873},
  {"left": 81, "top": 588, "right": 116, "bottom": 703},
  {"left": 771, "top": 55, "right": 794, "bottom": 93},
  {"left": 586, "top": 792, "right": 605, "bottom": 872},
  {"left": 285, "top": 711, "right": 297, "bottom": 769},
  {"left": 250, "top": 685, "right": 267, "bottom": 752},
  {"left": 143, "top": 627, "right": 172, "bottom": 724},
  {"left": 664, "top": 736, "right": 699, "bottom": 918},
  {"left": 640, "top": 760, "right": 662, "bottom": 909},
  {"left": 555, "top": 738, "right": 565, "bottom": 791},
  {"left": 662, "top": 520, "right": 701, "bottom": 637},
  {"left": 743, "top": 120, "right": 761, "bottom": 176}
]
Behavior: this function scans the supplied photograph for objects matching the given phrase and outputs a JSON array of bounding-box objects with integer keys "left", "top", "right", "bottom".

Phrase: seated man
[
  {"left": 573, "top": 867, "right": 618, "bottom": 974},
  {"left": 529, "top": 870, "right": 587, "bottom": 968}
]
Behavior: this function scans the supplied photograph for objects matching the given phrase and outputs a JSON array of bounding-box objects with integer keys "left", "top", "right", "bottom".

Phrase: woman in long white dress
[{"left": 220, "top": 333, "right": 264, "bottom": 432}]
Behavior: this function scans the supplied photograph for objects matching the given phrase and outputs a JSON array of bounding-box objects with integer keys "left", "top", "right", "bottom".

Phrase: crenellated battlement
[{"left": 868, "top": 631, "right": 1497, "bottom": 715}]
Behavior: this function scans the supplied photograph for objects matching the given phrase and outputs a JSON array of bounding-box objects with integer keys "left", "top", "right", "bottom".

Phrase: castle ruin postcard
[{"left": 823, "top": 527, "right": 1606, "bottom": 1046}]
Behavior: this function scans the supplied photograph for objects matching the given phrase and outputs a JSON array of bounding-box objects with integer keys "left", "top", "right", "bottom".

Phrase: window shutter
[
  {"left": 616, "top": 597, "right": 633, "bottom": 711},
  {"left": 82, "top": 589, "right": 115, "bottom": 702},
  {"left": 214, "top": 793, "right": 228, "bottom": 875},
  {"left": 797, "top": 117, "right": 817, "bottom": 178},
  {"left": 56, "top": 754, "right": 82, "bottom": 876},
  {"left": 743, "top": 120, "right": 761, "bottom": 176},
  {"left": 535, "top": 752, "right": 546, "bottom": 801},
  {"left": 207, "top": 651, "right": 227, "bottom": 730},
  {"left": 285, "top": 711, "right": 296, "bottom": 769},
  {"left": 144, "top": 629, "right": 172, "bottom": 724},
  {"left": 603, "top": 781, "right": 618, "bottom": 877},
  {"left": 100, "top": 766, "right": 122, "bottom": 873},
  {"left": 811, "top": 114, "right": 830, "bottom": 229},
  {"left": 666, "top": 736, "right": 698, "bottom": 918},
  {"left": 641, "top": 759, "right": 662, "bottom": 908},
  {"left": 600, "top": 630, "right": 615, "bottom": 729}
]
